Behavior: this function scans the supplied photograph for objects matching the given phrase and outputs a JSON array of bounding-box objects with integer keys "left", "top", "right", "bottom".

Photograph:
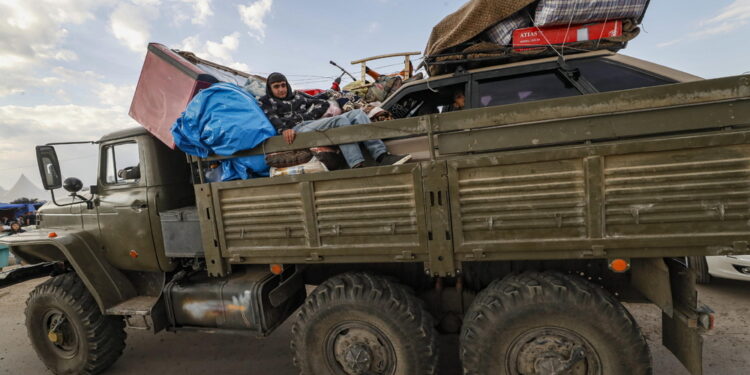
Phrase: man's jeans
[{"left": 293, "top": 109, "right": 387, "bottom": 167}]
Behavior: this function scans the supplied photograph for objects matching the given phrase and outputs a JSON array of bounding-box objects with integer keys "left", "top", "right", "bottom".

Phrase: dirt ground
[{"left": 0, "top": 276, "right": 747, "bottom": 375}]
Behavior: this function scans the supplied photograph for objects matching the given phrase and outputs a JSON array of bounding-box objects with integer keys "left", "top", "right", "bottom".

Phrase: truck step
[{"left": 106, "top": 296, "right": 158, "bottom": 316}]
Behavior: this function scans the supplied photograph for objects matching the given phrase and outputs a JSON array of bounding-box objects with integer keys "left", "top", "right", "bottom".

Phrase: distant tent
[
  {"left": 0, "top": 186, "right": 6, "bottom": 201},
  {"left": 2, "top": 174, "right": 48, "bottom": 203}
]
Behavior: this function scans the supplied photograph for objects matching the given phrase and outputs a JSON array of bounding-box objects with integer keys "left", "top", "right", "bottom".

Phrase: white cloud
[
  {"left": 0, "top": 104, "right": 136, "bottom": 188},
  {"left": 0, "top": 0, "right": 100, "bottom": 67},
  {"left": 184, "top": 0, "right": 213, "bottom": 24},
  {"left": 703, "top": 0, "right": 750, "bottom": 25},
  {"left": 661, "top": 0, "right": 750, "bottom": 47},
  {"left": 178, "top": 32, "right": 250, "bottom": 71},
  {"left": 0, "top": 105, "right": 133, "bottom": 137},
  {"left": 109, "top": 3, "right": 158, "bottom": 53},
  {"left": 238, "top": 0, "right": 273, "bottom": 40},
  {"left": 97, "top": 83, "right": 137, "bottom": 109}
]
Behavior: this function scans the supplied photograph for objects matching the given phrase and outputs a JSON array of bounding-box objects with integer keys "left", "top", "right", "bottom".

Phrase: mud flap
[{"left": 662, "top": 258, "right": 706, "bottom": 375}]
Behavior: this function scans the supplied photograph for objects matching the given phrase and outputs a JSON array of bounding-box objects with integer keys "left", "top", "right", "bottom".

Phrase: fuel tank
[{"left": 165, "top": 266, "right": 304, "bottom": 335}]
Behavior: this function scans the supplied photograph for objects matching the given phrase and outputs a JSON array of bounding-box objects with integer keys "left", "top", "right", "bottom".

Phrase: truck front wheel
[
  {"left": 291, "top": 272, "right": 438, "bottom": 375},
  {"left": 460, "top": 271, "right": 652, "bottom": 375},
  {"left": 25, "top": 273, "right": 126, "bottom": 375}
]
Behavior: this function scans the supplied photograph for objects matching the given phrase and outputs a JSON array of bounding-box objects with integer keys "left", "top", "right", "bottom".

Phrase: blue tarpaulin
[{"left": 171, "top": 82, "right": 276, "bottom": 181}]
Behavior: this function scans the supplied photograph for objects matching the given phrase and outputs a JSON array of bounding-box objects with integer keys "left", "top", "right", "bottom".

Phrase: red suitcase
[{"left": 129, "top": 43, "right": 218, "bottom": 149}]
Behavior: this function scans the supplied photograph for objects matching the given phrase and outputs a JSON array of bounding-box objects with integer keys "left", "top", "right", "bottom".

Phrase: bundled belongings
[
  {"left": 423, "top": 0, "right": 649, "bottom": 76},
  {"left": 513, "top": 20, "right": 624, "bottom": 51},
  {"left": 178, "top": 50, "right": 268, "bottom": 99},
  {"left": 534, "top": 0, "right": 649, "bottom": 26},
  {"left": 171, "top": 82, "right": 277, "bottom": 181},
  {"left": 270, "top": 156, "right": 328, "bottom": 177},
  {"left": 130, "top": 43, "right": 269, "bottom": 149},
  {"left": 130, "top": 43, "right": 219, "bottom": 148}
]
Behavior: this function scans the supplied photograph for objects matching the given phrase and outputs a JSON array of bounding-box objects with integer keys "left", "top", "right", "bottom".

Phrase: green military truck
[{"left": 3, "top": 49, "right": 749, "bottom": 375}]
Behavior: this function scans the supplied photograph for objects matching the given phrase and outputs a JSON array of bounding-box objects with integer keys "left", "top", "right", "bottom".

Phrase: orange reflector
[
  {"left": 270, "top": 264, "right": 284, "bottom": 275},
  {"left": 48, "top": 232, "right": 57, "bottom": 238},
  {"left": 609, "top": 258, "right": 630, "bottom": 273},
  {"left": 129, "top": 250, "right": 139, "bottom": 259}
]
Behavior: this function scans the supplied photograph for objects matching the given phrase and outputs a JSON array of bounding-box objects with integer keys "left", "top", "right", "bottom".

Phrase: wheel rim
[
  {"left": 506, "top": 327, "right": 602, "bottom": 375},
  {"left": 324, "top": 321, "right": 397, "bottom": 375},
  {"left": 42, "top": 309, "right": 79, "bottom": 359}
]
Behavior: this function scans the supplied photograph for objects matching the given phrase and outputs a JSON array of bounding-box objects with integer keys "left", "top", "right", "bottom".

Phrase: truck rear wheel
[
  {"left": 25, "top": 273, "right": 126, "bottom": 375},
  {"left": 291, "top": 272, "right": 438, "bottom": 375},
  {"left": 460, "top": 271, "right": 651, "bottom": 375}
]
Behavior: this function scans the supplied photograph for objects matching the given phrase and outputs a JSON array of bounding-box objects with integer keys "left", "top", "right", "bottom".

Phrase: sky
[{"left": 1, "top": 0, "right": 749, "bottom": 192}]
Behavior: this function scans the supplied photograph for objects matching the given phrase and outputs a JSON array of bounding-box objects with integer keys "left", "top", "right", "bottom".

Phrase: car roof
[{"left": 398, "top": 51, "right": 702, "bottom": 94}]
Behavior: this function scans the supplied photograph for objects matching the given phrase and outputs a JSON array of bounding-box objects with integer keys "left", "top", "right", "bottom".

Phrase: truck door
[{"left": 96, "top": 140, "right": 161, "bottom": 271}]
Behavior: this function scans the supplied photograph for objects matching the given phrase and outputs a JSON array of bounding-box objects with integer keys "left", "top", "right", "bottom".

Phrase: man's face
[
  {"left": 270, "top": 81, "right": 288, "bottom": 99},
  {"left": 454, "top": 93, "right": 465, "bottom": 109}
]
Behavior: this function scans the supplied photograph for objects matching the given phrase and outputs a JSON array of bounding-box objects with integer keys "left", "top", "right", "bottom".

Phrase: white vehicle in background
[{"left": 689, "top": 256, "right": 750, "bottom": 283}]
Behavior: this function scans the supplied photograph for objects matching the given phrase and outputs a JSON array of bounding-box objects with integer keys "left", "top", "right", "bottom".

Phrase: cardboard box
[
  {"left": 513, "top": 20, "right": 623, "bottom": 51},
  {"left": 129, "top": 43, "right": 218, "bottom": 149}
]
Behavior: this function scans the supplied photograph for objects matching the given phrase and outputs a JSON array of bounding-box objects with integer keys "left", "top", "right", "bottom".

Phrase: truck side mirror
[{"left": 36, "top": 146, "right": 62, "bottom": 190}]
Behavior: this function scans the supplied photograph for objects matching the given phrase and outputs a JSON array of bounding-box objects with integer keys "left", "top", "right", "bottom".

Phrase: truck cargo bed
[{"left": 195, "top": 74, "right": 750, "bottom": 276}]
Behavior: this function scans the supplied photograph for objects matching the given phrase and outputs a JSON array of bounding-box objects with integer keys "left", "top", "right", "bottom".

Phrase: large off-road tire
[
  {"left": 688, "top": 256, "right": 711, "bottom": 284},
  {"left": 25, "top": 273, "right": 126, "bottom": 375},
  {"left": 460, "top": 271, "right": 652, "bottom": 375},
  {"left": 291, "top": 273, "right": 438, "bottom": 375}
]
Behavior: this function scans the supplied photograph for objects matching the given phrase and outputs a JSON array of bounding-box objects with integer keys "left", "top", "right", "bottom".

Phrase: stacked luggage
[{"left": 424, "top": 0, "right": 650, "bottom": 75}]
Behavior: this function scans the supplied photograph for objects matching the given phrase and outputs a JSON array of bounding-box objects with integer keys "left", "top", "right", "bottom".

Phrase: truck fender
[{"left": 3, "top": 230, "right": 136, "bottom": 312}]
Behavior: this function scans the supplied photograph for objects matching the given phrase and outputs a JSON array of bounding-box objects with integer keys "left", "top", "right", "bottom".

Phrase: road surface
[{"left": 1, "top": 276, "right": 747, "bottom": 374}]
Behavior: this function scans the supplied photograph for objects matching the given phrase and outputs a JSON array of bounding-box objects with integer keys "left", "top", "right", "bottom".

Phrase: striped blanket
[{"left": 535, "top": 0, "right": 649, "bottom": 26}]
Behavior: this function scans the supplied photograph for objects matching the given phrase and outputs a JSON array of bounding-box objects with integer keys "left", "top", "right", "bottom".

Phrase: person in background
[
  {"left": 8, "top": 221, "right": 25, "bottom": 235},
  {"left": 16, "top": 216, "right": 26, "bottom": 226},
  {"left": 259, "top": 72, "right": 411, "bottom": 168},
  {"left": 445, "top": 90, "right": 465, "bottom": 112},
  {"left": 25, "top": 211, "right": 37, "bottom": 226}
]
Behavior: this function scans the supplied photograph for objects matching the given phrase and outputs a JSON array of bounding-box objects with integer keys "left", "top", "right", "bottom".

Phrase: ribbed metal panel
[
  {"left": 604, "top": 145, "right": 750, "bottom": 236},
  {"left": 219, "top": 186, "right": 306, "bottom": 249},
  {"left": 314, "top": 175, "right": 419, "bottom": 247},
  {"left": 456, "top": 160, "right": 587, "bottom": 243}
]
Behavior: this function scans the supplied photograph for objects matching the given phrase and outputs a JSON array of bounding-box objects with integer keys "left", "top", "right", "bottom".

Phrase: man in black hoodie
[{"left": 259, "top": 72, "right": 410, "bottom": 168}]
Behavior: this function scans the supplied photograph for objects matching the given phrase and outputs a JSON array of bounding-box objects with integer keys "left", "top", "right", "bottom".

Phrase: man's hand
[{"left": 283, "top": 129, "right": 296, "bottom": 144}]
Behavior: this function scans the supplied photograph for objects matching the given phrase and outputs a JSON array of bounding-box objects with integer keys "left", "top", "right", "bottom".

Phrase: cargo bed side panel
[
  {"left": 450, "top": 137, "right": 750, "bottom": 261},
  {"left": 211, "top": 164, "right": 428, "bottom": 263}
]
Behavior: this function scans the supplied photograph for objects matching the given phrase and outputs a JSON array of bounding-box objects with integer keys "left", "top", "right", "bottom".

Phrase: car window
[
  {"left": 388, "top": 82, "right": 467, "bottom": 118},
  {"left": 102, "top": 142, "right": 140, "bottom": 185},
  {"left": 475, "top": 71, "right": 580, "bottom": 108},
  {"left": 569, "top": 59, "right": 675, "bottom": 92}
]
